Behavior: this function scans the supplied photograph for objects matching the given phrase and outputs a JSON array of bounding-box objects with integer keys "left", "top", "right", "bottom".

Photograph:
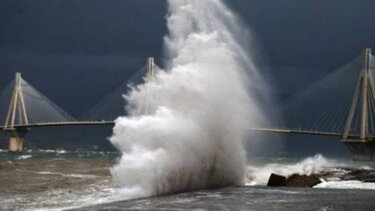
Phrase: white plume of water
[{"left": 110, "top": 0, "right": 265, "bottom": 198}]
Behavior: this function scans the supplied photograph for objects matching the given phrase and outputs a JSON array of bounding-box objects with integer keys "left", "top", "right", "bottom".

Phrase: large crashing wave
[{"left": 110, "top": 0, "right": 265, "bottom": 198}]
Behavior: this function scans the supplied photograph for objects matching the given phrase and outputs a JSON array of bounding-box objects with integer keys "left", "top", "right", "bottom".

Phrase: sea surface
[
  {"left": 1, "top": 151, "right": 375, "bottom": 211},
  {"left": 0, "top": 151, "right": 117, "bottom": 210}
]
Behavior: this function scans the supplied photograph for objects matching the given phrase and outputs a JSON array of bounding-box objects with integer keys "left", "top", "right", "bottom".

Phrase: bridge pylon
[
  {"left": 146, "top": 57, "right": 155, "bottom": 83},
  {"left": 3, "top": 73, "right": 29, "bottom": 152},
  {"left": 342, "top": 48, "right": 375, "bottom": 160}
]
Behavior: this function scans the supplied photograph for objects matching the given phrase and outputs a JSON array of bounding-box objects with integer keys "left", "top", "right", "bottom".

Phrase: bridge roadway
[
  {"left": 250, "top": 128, "right": 375, "bottom": 140},
  {"left": 2, "top": 122, "right": 370, "bottom": 141},
  {"left": 0, "top": 121, "right": 115, "bottom": 130}
]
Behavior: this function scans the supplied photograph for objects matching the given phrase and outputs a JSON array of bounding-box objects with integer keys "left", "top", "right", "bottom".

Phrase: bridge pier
[
  {"left": 341, "top": 48, "right": 375, "bottom": 161},
  {"left": 7, "top": 129, "right": 28, "bottom": 153},
  {"left": 342, "top": 140, "right": 375, "bottom": 161}
]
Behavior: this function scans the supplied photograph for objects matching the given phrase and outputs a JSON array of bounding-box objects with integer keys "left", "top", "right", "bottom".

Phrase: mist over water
[{"left": 110, "top": 0, "right": 266, "bottom": 198}]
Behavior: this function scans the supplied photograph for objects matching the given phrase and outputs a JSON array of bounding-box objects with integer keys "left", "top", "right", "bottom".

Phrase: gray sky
[{"left": 1, "top": 0, "right": 375, "bottom": 116}]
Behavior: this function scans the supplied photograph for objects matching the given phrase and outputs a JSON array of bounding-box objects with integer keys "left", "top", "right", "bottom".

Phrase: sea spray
[
  {"left": 110, "top": 0, "right": 265, "bottom": 198},
  {"left": 245, "top": 154, "right": 346, "bottom": 186}
]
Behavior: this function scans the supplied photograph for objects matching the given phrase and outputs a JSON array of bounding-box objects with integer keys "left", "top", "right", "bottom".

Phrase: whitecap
[
  {"left": 314, "top": 180, "right": 375, "bottom": 190},
  {"left": 16, "top": 155, "right": 32, "bottom": 160}
]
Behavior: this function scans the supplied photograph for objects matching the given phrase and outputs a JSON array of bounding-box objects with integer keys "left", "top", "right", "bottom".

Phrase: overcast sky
[{"left": 1, "top": 0, "right": 375, "bottom": 116}]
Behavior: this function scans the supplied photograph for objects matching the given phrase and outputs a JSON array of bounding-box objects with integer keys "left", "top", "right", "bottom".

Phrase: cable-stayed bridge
[
  {"left": 0, "top": 58, "right": 156, "bottom": 152},
  {"left": 1, "top": 49, "right": 375, "bottom": 160},
  {"left": 254, "top": 48, "right": 375, "bottom": 160},
  {"left": 81, "top": 57, "right": 158, "bottom": 121}
]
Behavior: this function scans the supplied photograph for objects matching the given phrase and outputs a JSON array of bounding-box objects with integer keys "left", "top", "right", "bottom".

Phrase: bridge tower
[
  {"left": 342, "top": 48, "right": 375, "bottom": 160},
  {"left": 3, "top": 73, "right": 29, "bottom": 152},
  {"left": 143, "top": 57, "right": 155, "bottom": 115},
  {"left": 146, "top": 57, "right": 155, "bottom": 83}
]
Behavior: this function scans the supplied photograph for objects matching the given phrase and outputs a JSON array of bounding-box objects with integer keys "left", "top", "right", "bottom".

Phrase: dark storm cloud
[
  {"left": 0, "top": 0, "right": 167, "bottom": 55},
  {"left": 0, "top": 49, "right": 143, "bottom": 115},
  {"left": 0, "top": 0, "right": 167, "bottom": 115},
  {"left": 0, "top": 0, "right": 375, "bottom": 115},
  {"left": 227, "top": 0, "right": 375, "bottom": 68}
]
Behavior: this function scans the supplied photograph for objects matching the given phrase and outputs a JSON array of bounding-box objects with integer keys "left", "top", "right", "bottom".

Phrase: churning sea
[{"left": 1, "top": 151, "right": 375, "bottom": 211}]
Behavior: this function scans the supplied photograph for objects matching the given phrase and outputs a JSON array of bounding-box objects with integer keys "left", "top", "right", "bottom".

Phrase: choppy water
[
  {"left": 0, "top": 152, "right": 118, "bottom": 210},
  {"left": 1, "top": 152, "right": 375, "bottom": 210},
  {"left": 87, "top": 186, "right": 375, "bottom": 211}
]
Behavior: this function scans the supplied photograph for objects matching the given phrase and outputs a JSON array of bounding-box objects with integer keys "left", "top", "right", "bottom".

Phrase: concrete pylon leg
[
  {"left": 341, "top": 48, "right": 374, "bottom": 161},
  {"left": 342, "top": 140, "right": 375, "bottom": 161},
  {"left": 9, "top": 137, "right": 23, "bottom": 152},
  {"left": 8, "top": 130, "right": 27, "bottom": 153}
]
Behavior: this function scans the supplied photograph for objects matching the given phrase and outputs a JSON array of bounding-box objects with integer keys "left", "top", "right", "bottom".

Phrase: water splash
[
  {"left": 110, "top": 0, "right": 265, "bottom": 198},
  {"left": 245, "top": 154, "right": 345, "bottom": 186}
]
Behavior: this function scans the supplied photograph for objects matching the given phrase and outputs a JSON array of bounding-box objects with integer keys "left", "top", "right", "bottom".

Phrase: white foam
[
  {"left": 11, "top": 181, "right": 119, "bottom": 211},
  {"left": 315, "top": 180, "right": 375, "bottom": 190},
  {"left": 245, "top": 155, "right": 375, "bottom": 190},
  {"left": 245, "top": 155, "right": 344, "bottom": 186},
  {"left": 16, "top": 155, "right": 32, "bottom": 160},
  {"left": 37, "top": 171, "right": 98, "bottom": 179}
]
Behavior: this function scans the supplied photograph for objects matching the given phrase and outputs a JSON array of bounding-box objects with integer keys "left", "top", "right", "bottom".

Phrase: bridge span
[
  {"left": 1, "top": 58, "right": 156, "bottom": 152},
  {"left": 2, "top": 49, "right": 375, "bottom": 161},
  {"left": 254, "top": 48, "right": 375, "bottom": 161},
  {"left": 0, "top": 121, "right": 115, "bottom": 130}
]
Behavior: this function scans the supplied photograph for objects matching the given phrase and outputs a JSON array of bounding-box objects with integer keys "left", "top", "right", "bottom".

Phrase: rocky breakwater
[{"left": 267, "top": 168, "right": 375, "bottom": 187}]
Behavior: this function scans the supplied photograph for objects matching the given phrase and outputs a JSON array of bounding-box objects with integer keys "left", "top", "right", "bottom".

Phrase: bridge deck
[
  {"left": 1, "top": 121, "right": 115, "bottom": 130},
  {"left": 250, "top": 128, "right": 375, "bottom": 139},
  {"left": 1, "top": 123, "right": 373, "bottom": 140},
  {"left": 250, "top": 128, "right": 341, "bottom": 136}
]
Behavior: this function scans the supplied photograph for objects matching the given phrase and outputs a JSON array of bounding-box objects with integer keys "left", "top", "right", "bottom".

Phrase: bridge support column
[
  {"left": 342, "top": 140, "right": 375, "bottom": 161},
  {"left": 341, "top": 48, "right": 374, "bottom": 161},
  {"left": 8, "top": 130, "right": 27, "bottom": 153}
]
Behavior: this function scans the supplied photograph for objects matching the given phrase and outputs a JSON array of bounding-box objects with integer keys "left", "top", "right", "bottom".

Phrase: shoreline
[{"left": 74, "top": 186, "right": 375, "bottom": 211}]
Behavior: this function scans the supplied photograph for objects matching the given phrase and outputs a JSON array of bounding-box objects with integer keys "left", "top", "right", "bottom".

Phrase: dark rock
[
  {"left": 267, "top": 173, "right": 286, "bottom": 187},
  {"left": 340, "top": 169, "right": 375, "bottom": 182},
  {"left": 364, "top": 179, "right": 375, "bottom": 183},
  {"left": 267, "top": 167, "right": 375, "bottom": 188},
  {"left": 284, "top": 174, "right": 321, "bottom": 187}
]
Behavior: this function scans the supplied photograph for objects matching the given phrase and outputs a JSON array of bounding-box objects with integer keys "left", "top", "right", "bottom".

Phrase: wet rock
[
  {"left": 284, "top": 174, "right": 321, "bottom": 187},
  {"left": 267, "top": 173, "right": 286, "bottom": 187},
  {"left": 267, "top": 168, "right": 375, "bottom": 188},
  {"left": 339, "top": 169, "right": 375, "bottom": 182},
  {"left": 267, "top": 173, "right": 321, "bottom": 187}
]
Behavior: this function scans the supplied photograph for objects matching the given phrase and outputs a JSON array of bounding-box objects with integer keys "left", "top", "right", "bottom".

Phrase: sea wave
[
  {"left": 37, "top": 171, "right": 98, "bottom": 179},
  {"left": 245, "top": 154, "right": 341, "bottom": 185},
  {"left": 245, "top": 154, "right": 375, "bottom": 190},
  {"left": 16, "top": 155, "right": 32, "bottom": 160},
  {"left": 315, "top": 180, "right": 375, "bottom": 189}
]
